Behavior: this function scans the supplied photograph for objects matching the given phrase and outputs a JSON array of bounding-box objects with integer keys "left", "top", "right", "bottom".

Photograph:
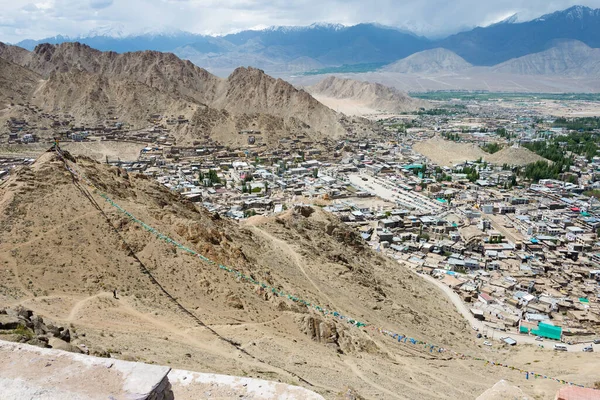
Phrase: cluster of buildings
[{"left": 2, "top": 96, "right": 600, "bottom": 345}]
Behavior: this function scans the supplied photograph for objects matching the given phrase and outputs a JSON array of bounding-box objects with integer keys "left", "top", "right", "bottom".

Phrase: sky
[{"left": 1, "top": 0, "right": 600, "bottom": 43}]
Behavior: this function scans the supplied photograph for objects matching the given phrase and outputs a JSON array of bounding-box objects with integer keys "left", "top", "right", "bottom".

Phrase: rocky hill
[
  {"left": 308, "top": 76, "right": 428, "bottom": 114},
  {"left": 0, "top": 57, "right": 40, "bottom": 105},
  {"left": 382, "top": 48, "right": 473, "bottom": 74},
  {"left": 0, "top": 151, "right": 542, "bottom": 399},
  {"left": 0, "top": 42, "right": 348, "bottom": 144},
  {"left": 33, "top": 70, "right": 198, "bottom": 126},
  {"left": 491, "top": 40, "right": 600, "bottom": 77}
]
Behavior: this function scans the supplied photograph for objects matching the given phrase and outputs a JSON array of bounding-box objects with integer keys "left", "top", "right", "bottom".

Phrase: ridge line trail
[{"left": 249, "top": 225, "right": 339, "bottom": 311}]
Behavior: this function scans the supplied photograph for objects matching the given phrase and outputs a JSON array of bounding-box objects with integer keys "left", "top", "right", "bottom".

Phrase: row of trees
[
  {"left": 554, "top": 117, "right": 600, "bottom": 132},
  {"left": 525, "top": 131, "right": 598, "bottom": 162}
]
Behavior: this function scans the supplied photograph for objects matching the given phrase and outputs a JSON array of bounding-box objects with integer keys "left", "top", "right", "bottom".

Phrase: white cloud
[
  {"left": 0, "top": 0, "right": 599, "bottom": 43},
  {"left": 90, "top": 0, "right": 113, "bottom": 9}
]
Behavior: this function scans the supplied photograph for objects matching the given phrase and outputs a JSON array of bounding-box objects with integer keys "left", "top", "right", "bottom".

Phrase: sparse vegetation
[{"left": 482, "top": 142, "right": 502, "bottom": 154}]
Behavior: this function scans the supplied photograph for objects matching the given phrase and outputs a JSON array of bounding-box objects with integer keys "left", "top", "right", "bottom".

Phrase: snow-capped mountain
[
  {"left": 535, "top": 5, "right": 600, "bottom": 22},
  {"left": 440, "top": 5, "right": 600, "bottom": 65},
  {"left": 10, "top": 6, "right": 600, "bottom": 73},
  {"left": 83, "top": 23, "right": 127, "bottom": 39}
]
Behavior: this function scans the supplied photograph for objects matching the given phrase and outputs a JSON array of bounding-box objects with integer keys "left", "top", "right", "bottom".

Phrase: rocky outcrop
[
  {"left": 0, "top": 306, "right": 84, "bottom": 354},
  {"left": 298, "top": 315, "right": 380, "bottom": 355}
]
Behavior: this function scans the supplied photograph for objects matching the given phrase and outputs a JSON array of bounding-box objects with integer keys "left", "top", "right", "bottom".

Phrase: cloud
[
  {"left": 90, "top": 0, "right": 113, "bottom": 9},
  {"left": 0, "top": 0, "right": 600, "bottom": 43}
]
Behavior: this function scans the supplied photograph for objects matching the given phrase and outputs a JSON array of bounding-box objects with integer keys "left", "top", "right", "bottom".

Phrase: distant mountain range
[{"left": 10, "top": 6, "right": 600, "bottom": 77}]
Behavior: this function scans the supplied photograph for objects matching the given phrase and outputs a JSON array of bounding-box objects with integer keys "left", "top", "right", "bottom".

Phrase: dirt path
[
  {"left": 66, "top": 292, "right": 110, "bottom": 321},
  {"left": 14, "top": 291, "right": 334, "bottom": 392},
  {"left": 343, "top": 359, "right": 404, "bottom": 400},
  {"left": 250, "top": 226, "right": 339, "bottom": 310}
]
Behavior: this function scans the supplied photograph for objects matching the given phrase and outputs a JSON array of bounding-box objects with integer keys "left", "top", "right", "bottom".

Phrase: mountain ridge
[
  {"left": 0, "top": 41, "right": 350, "bottom": 145},
  {"left": 491, "top": 39, "right": 600, "bottom": 77}
]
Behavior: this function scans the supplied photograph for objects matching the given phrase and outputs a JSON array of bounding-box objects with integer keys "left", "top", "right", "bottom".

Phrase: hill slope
[
  {"left": 308, "top": 76, "right": 427, "bottom": 115},
  {"left": 485, "top": 146, "right": 548, "bottom": 166},
  {"left": 491, "top": 40, "right": 600, "bottom": 77},
  {"left": 382, "top": 48, "right": 472, "bottom": 74},
  {"left": 0, "top": 151, "right": 543, "bottom": 399},
  {"left": 0, "top": 57, "right": 41, "bottom": 105}
]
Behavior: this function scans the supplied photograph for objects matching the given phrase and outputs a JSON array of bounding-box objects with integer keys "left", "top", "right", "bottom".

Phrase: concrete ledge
[
  {"left": 0, "top": 340, "right": 324, "bottom": 399},
  {"left": 0, "top": 340, "right": 171, "bottom": 400},
  {"left": 168, "top": 369, "right": 324, "bottom": 400}
]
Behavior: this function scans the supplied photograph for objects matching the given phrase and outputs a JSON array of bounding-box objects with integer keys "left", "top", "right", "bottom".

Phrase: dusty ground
[
  {"left": 413, "top": 137, "right": 548, "bottom": 167},
  {"left": 413, "top": 137, "right": 488, "bottom": 167},
  {"left": 0, "top": 141, "right": 145, "bottom": 162},
  {"left": 312, "top": 94, "right": 380, "bottom": 116},
  {"left": 0, "top": 153, "right": 597, "bottom": 399}
]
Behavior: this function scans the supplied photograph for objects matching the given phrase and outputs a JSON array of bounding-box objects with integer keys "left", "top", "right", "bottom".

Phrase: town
[{"left": 2, "top": 95, "right": 600, "bottom": 352}]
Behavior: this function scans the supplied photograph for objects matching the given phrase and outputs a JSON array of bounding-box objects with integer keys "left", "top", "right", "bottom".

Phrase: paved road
[{"left": 412, "top": 269, "right": 591, "bottom": 352}]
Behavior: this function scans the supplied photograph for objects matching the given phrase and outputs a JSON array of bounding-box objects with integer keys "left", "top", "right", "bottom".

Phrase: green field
[
  {"left": 410, "top": 91, "right": 600, "bottom": 102},
  {"left": 302, "top": 62, "right": 388, "bottom": 76}
]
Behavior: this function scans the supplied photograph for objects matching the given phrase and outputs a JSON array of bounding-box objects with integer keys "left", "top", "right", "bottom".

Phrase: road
[
  {"left": 348, "top": 174, "right": 444, "bottom": 214},
  {"left": 412, "top": 268, "right": 591, "bottom": 352}
]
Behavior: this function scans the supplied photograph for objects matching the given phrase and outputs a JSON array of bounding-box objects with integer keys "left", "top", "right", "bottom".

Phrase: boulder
[
  {"left": 27, "top": 338, "right": 51, "bottom": 348},
  {"left": 48, "top": 337, "right": 82, "bottom": 354},
  {"left": 58, "top": 328, "right": 71, "bottom": 343},
  {"left": 0, "top": 315, "right": 21, "bottom": 330},
  {"left": 14, "top": 306, "right": 33, "bottom": 320},
  {"left": 31, "top": 315, "right": 48, "bottom": 335},
  {"left": 46, "top": 323, "right": 62, "bottom": 337}
]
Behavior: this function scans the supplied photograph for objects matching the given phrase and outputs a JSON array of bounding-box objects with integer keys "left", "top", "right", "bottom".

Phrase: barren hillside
[
  {"left": 382, "top": 48, "right": 473, "bottom": 74},
  {"left": 32, "top": 70, "right": 199, "bottom": 127},
  {"left": 0, "top": 42, "right": 348, "bottom": 142},
  {"left": 0, "top": 57, "right": 41, "bottom": 105},
  {"left": 414, "top": 138, "right": 549, "bottom": 167},
  {"left": 492, "top": 40, "right": 600, "bottom": 77},
  {"left": 0, "top": 152, "right": 582, "bottom": 399},
  {"left": 413, "top": 138, "right": 488, "bottom": 167},
  {"left": 485, "top": 146, "right": 548, "bottom": 166},
  {"left": 308, "top": 76, "right": 427, "bottom": 115}
]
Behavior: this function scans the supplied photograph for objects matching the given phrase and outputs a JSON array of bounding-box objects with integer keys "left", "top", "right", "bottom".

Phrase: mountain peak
[
  {"left": 490, "top": 13, "right": 520, "bottom": 26},
  {"left": 84, "top": 23, "right": 127, "bottom": 39},
  {"left": 535, "top": 5, "right": 600, "bottom": 22},
  {"left": 263, "top": 23, "right": 346, "bottom": 33}
]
